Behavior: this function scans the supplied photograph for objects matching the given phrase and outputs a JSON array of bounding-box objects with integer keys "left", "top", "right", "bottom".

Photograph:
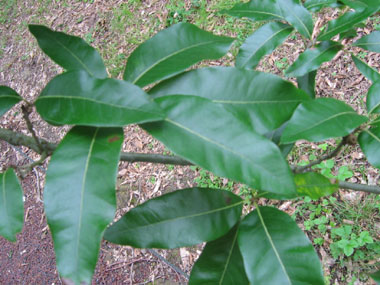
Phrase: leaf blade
[
  {"left": 36, "top": 71, "right": 164, "bottom": 126},
  {"left": 367, "top": 80, "right": 380, "bottom": 114},
  {"left": 358, "top": 124, "right": 380, "bottom": 169},
  {"left": 352, "top": 55, "right": 380, "bottom": 83},
  {"left": 295, "top": 172, "right": 338, "bottom": 199},
  {"left": 0, "top": 168, "right": 24, "bottom": 242},
  {"left": 143, "top": 95, "right": 297, "bottom": 198},
  {"left": 123, "top": 23, "right": 233, "bottom": 87},
  {"left": 297, "top": 70, "right": 317, "bottom": 98},
  {"left": 0, "top": 86, "right": 22, "bottom": 117},
  {"left": 281, "top": 98, "right": 368, "bottom": 143},
  {"left": 353, "top": 31, "right": 380, "bottom": 53},
  {"left": 104, "top": 188, "right": 243, "bottom": 248},
  {"left": 236, "top": 22, "right": 293, "bottom": 69},
  {"left": 44, "top": 126, "right": 123, "bottom": 284},
  {"left": 29, "top": 25, "right": 107, "bottom": 78},
  {"left": 238, "top": 206, "right": 324, "bottom": 284}
]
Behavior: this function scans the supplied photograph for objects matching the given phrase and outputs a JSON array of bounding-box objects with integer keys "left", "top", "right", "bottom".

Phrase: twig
[
  {"left": 339, "top": 181, "right": 380, "bottom": 195},
  {"left": 21, "top": 105, "right": 43, "bottom": 153}
]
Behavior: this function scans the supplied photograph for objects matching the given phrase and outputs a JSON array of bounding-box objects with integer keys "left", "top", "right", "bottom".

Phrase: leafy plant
[{"left": 1, "top": 0, "right": 380, "bottom": 284}]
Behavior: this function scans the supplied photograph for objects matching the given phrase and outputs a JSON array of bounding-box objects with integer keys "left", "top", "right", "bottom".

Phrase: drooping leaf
[
  {"left": 367, "top": 80, "right": 380, "bottom": 114},
  {"left": 304, "top": 0, "right": 340, "bottom": 12},
  {"left": 123, "top": 23, "right": 234, "bottom": 87},
  {"left": 318, "top": 3, "right": 380, "bottom": 41},
  {"left": 189, "top": 223, "right": 249, "bottom": 284},
  {"left": 297, "top": 70, "right": 317, "bottom": 98},
  {"left": 0, "top": 168, "right": 24, "bottom": 242},
  {"left": 277, "top": 0, "right": 314, "bottom": 39},
  {"left": 44, "top": 126, "right": 123, "bottom": 284},
  {"left": 0, "top": 86, "right": 22, "bottom": 117},
  {"left": 238, "top": 206, "right": 324, "bottom": 284},
  {"left": 222, "top": 0, "right": 284, "bottom": 22},
  {"left": 264, "top": 122, "right": 294, "bottom": 158},
  {"left": 371, "top": 270, "right": 380, "bottom": 284},
  {"left": 104, "top": 188, "right": 243, "bottom": 248},
  {"left": 35, "top": 70, "right": 164, "bottom": 126},
  {"left": 236, "top": 22, "right": 293, "bottom": 69},
  {"left": 286, "top": 41, "right": 343, "bottom": 77},
  {"left": 295, "top": 172, "right": 338, "bottom": 199},
  {"left": 354, "top": 31, "right": 380, "bottom": 53},
  {"left": 281, "top": 98, "right": 368, "bottom": 143},
  {"left": 352, "top": 55, "right": 380, "bottom": 83},
  {"left": 29, "top": 25, "right": 107, "bottom": 79},
  {"left": 150, "top": 67, "right": 310, "bottom": 134},
  {"left": 358, "top": 124, "right": 380, "bottom": 169},
  {"left": 143, "top": 95, "right": 296, "bottom": 198}
]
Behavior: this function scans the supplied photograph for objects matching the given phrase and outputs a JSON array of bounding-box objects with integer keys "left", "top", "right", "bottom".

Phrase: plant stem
[{"left": 338, "top": 181, "right": 380, "bottom": 195}]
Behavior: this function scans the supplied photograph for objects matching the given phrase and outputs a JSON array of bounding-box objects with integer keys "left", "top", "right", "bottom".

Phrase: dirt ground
[{"left": 0, "top": 0, "right": 380, "bottom": 284}]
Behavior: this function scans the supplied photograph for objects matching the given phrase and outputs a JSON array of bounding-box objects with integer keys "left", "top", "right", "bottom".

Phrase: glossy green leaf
[
  {"left": 104, "top": 188, "right": 243, "bottom": 248},
  {"left": 189, "top": 223, "right": 249, "bottom": 284},
  {"left": 367, "top": 80, "right": 380, "bottom": 114},
  {"left": 295, "top": 172, "right": 338, "bottom": 199},
  {"left": 286, "top": 41, "right": 343, "bottom": 77},
  {"left": 150, "top": 67, "right": 310, "bottom": 134},
  {"left": 339, "top": 0, "right": 368, "bottom": 10},
  {"left": 297, "top": 70, "right": 317, "bottom": 98},
  {"left": 277, "top": 0, "right": 314, "bottom": 39},
  {"left": 0, "top": 86, "right": 22, "bottom": 117},
  {"left": 29, "top": 25, "right": 107, "bottom": 79},
  {"left": 354, "top": 31, "right": 380, "bottom": 53},
  {"left": 281, "top": 98, "right": 368, "bottom": 143},
  {"left": 238, "top": 206, "right": 324, "bottom": 284},
  {"left": 318, "top": 3, "right": 380, "bottom": 41},
  {"left": 0, "top": 168, "right": 23, "bottom": 242},
  {"left": 143, "top": 95, "right": 297, "bottom": 198},
  {"left": 236, "top": 22, "right": 293, "bottom": 69},
  {"left": 36, "top": 70, "right": 164, "bottom": 126},
  {"left": 352, "top": 55, "right": 380, "bottom": 83},
  {"left": 265, "top": 122, "right": 294, "bottom": 158},
  {"left": 44, "top": 126, "right": 123, "bottom": 284},
  {"left": 304, "top": 0, "right": 340, "bottom": 12},
  {"left": 358, "top": 124, "right": 380, "bottom": 169},
  {"left": 371, "top": 270, "right": 380, "bottom": 284},
  {"left": 123, "top": 23, "right": 233, "bottom": 87},
  {"left": 222, "top": 0, "right": 284, "bottom": 22}
]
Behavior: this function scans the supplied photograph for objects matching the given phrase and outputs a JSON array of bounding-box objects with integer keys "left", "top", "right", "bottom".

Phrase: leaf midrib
[
  {"left": 132, "top": 39, "right": 230, "bottom": 85},
  {"left": 279, "top": 2, "right": 311, "bottom": 38},
  {"left": 219, "top": 227, "right": 239, "bottom": 284},
  {"left": 213, "top": 99, "right": 303, "bottom": 104},
  {"left": 365, "top": 129, "right": 380, "bottom": 143}
]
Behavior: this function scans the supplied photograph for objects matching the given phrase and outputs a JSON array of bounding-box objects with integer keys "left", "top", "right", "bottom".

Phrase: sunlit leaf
[
  {"left": 104, "top": 188, "right": 243, "bottom": 248},
  {"left": 44, "top": 126, "right": 123, "bottom": 284},
  {"left": 143, "top": 95, "right": 297, "bottom": 198},
  {"left": 189, "top": 223, "right": 249, "bottom": 284},
  {"left": 0, "top": 168, "right": 23, "bottom": 242},
  {"left": 238, "top": 206, "right": 324, "bottom": 284},
  {"left": 295, "top": 172, "right": 338, "bottom": 199},
  {"left": 123, "top": 23, "right": 233, "bottom": 87},
  {"left": 36, "top": 70, "right": 164, "bottom": 126},
  {"left": 29, "top": 25, "right": 107, "bottom": 78},
  {"left": 281, "top": 98, "right": 368, "bottom": 143}
]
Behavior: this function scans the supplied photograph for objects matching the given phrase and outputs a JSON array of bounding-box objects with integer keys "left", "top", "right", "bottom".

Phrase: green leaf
[
  {"left": 367, "top": 80, "right": 380, "bottom": 114},
  {"left": 297, "top": 70, "right": 317, "bottom": 98},
  {"left": 370, "top": 270, "right": 380, "bottom": 284},
  {"left": 304, "top": 0, "right": 340, "bottom": 12},
  {"left": 222, "top": 0, "right": 284, "bottom": 22},
  {"left": 339, "top": 0, "right": 368, "bottom": 10},
  {"left": 35, "top": 70, "right": 164, "bottom": 126},
  {"left": 238, "top": 206, "right": 324, "bottom": 284},
  {"left": 189, "top": 223, "right": 249, "bottom": 284},
  {"left": 352, "top": 55, "right": 380, "bottom": 83},
  {"left": 104, "top": 188, "right": 243, "bottom": 248},
  {"left": 0, "top": 168, "right": 24, "bottom": 242},
  {"left": 281, "top": 98, "right": 368, "bottom": 143},
  {"left": 358, "top": 124, "right": 380, "bottom": 169},
  {"left": 286, "top": 41, "right": 343, "bottom": 77},
  {"left": 0, "top": 86, "right": 22, "bottom": 117},
  {"left": 143, "top": 95, "right": 297, "bottom": 198},
  {"left": 123, "top": 23, "right": 233, "bottom": 87},
  {"left": 265, "top": 122, "right": 294, "bottom": 158},
  {"left": 295, "top": 172, "right": 338, "bottom": 199},
  {"left": 277, "top": 0, "right": 314, "bottom": 39},
  {"left": 29, "top": 25, "right": 107, "bottom": 79},
  {"left": 354, "top": 31, "right": 380, "bottom": 53},
  {"left": 150, "top": 67, "right": 310, "bottom": 134},
  {"left": 44, "top": 126, "right": 123, "bottom": 284},
  {"left": 318, "top": 3, "right": 380, "bottom": 41},
  {"left": 236, "top": 22, "right": 293, "bottom": 69}
]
